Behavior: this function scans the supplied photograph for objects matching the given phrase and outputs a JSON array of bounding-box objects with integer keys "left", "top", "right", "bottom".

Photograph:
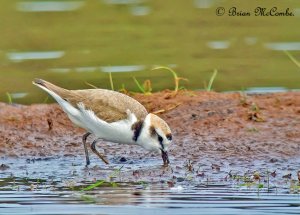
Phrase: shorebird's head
[{"left": 134, "top": 113, "right": 172, "bottom": 166}]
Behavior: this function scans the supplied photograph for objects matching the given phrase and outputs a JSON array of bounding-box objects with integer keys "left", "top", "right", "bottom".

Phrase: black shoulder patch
[
  {"left": 149, "top": 125, "right": 156, "bottom": 137},
  {"left": 131, "top": 120, "right": 144, "bottom": 141}
]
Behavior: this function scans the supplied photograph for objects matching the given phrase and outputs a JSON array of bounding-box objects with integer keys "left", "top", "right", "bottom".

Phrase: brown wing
[
  {"left": 34, "top": 79, "right": 148, "bottom": 122},
  {"left": 62, "top": 89, "right": 148, "bottom": 123}
]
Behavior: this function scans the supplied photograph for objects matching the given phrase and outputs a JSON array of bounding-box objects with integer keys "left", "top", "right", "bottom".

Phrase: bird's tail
[
  {"left": 33, "top": 78, "right": 69, "bottom": 97},
  {"left": 33, "top": 78, "right": 80, "bottom": 121}
]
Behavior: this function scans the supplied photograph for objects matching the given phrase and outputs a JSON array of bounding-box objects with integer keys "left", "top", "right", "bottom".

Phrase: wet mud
[{"left": 0, "top": 91, "right": 300, "bottom": 186}]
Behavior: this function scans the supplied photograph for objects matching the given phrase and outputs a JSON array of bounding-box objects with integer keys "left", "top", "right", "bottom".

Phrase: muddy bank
[
  {"left": 1, "top": 91, "right": 300, "bottom": 185},
  {"left": 1, "top": 91, "right": 300, "bottom": 162}
]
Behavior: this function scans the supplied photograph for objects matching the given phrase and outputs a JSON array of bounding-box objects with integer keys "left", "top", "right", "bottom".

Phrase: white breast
[{"left": 77, "top": 103, "right": 137, "bottom": 145}]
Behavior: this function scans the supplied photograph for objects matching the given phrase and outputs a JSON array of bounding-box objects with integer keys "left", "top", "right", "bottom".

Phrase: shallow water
[
  {"left": 16, "top": 1, "right": 85, "bottom": 12},
  {"left": 1, "top": 157, "right": 300, "bottom": 214},
  {"left": 6, "top": 51, "right": 65, "bottom": 62},
  {"left": 1, "top": 181, "right": 300, "bottom": 215}
]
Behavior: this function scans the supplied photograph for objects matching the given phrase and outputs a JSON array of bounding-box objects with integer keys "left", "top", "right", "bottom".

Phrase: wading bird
[{"left": 33, "top": 79, "right": 172, "bottom": 166}]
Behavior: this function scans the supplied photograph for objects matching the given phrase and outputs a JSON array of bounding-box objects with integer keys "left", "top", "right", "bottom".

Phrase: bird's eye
[
  {"left": 166, "top": 133, "right": 172, "bottom": 141},
  {"left": 158, "top": 135, "right": 163, "bottom": 143}
]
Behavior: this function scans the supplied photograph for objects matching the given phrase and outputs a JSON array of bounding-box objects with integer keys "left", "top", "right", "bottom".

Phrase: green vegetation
[
  {"left": 6, "top": 92, "right": 12, "bottom": 104},
  {"left": 152, "top": 66, "right": 188, "bottom": 94},
  {"left": 109, "top": 72, "right": 114, "bottom": 91},
  {"left": 84, "top": 72, "right": 114, "bottom": 89},
  {"left": 0, "top": 177, "right": 47, "bottom": 191},
  {"left": 132, "top": 66, "right": 187, "bottom": 94},
  {"left": 284, "top": 51, "right": 300, "bottom": 69},
  {"left": 290, "top": 180, "right": 300, "bottom": 194},
  {"left": 81, "top": 166, "right": 123, "bottom": 191},
  {"left": 230, "top": 170, "right": 270, "bottom": 193},
  {"left": 132, "top": 77, "right": 152, "bottom": 94},
  {"left": 85, "top": 82, "right": 98, "bottom": 89},
  {"left": 206, "top": 69, "right": 218, "bottom": 92}
]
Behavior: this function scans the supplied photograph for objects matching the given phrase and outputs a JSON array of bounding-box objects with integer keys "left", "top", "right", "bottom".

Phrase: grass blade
[
  {"left": 81, "top": 166, "right": 123, "bottom": 191},
  {"left": 133, "top": 77, "right": 145, "bottom": 93},
  {"left": 152, "top": 66, "right": 179, "bottom": 93},
  {"left": 82, "top": 180, "right": 105, "bottom": 191},
  {"left": 6, "top": 92, "right": 12, "bottom": 104},
  {"left": 109, "top": 72, "right": 114, "bottom": 91},
  {"left": 85, "top": 82, "right": 98, "bottom": 89},
  {"left": 207, "top": 69, "right": 218, "bottom": 92},
  {"left": 284, "top": 50, "right": 300, "bottom": 69}
]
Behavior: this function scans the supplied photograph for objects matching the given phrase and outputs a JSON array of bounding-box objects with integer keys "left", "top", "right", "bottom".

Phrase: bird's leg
[
  {"left": 82, "top": 132, "right": 91, "bottom": 166},
  {"left": 91, "top": 139, "right": 110, "bottom": 165}
]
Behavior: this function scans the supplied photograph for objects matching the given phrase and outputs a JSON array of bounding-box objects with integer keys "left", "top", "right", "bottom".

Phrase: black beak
[{"left": 161, "top": 150, "right": 170, "bottom": 166}]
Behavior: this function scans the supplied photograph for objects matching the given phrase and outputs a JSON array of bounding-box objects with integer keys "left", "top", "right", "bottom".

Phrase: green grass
[
  {"left": 81, "top": 166, "right": 123, "bottom": 191},
  {"left": 206, "top": 69, "right": 218, "bottom": 92},
  {"left": 132, "top": 66, "right": 186, "bottom": 94},
  {"left": 109, "top": 72, "right": 114, "bottom": 91},
  {"left": 85, "top": 82, "right": 98, "bottom": 89},
  {"left": 152, "top": 66, "right": 188, "bottom": 94},
  {"left": 6, "top": 92, "right": 12, "bottom": 104},
  {"left": 284, "top": 51, "right": 300, "bottom": 69},
  {"left": 133, "top": 78, "right": 152, "bottom": 95},
  {"left": 132, "top": 77, "right": 147, "bottom": 94}
]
